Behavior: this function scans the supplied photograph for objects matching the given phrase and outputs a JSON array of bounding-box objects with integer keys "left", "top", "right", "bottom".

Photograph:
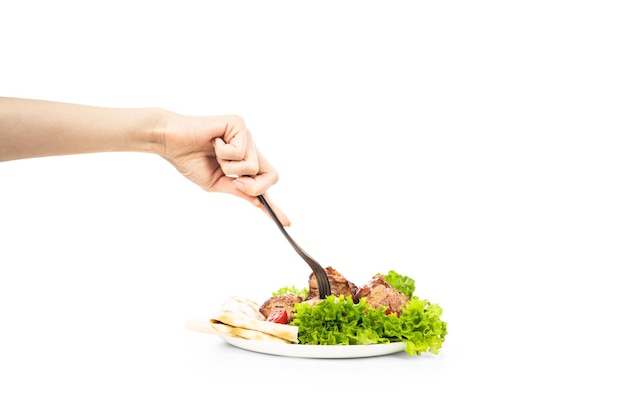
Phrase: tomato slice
[{"left": 267, "top": 308, "right": 289, "bottom": 324}]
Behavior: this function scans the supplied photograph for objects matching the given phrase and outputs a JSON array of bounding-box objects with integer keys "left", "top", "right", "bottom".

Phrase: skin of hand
[{"left": 0, "top": 97, "right": 290, "bottom": 226}]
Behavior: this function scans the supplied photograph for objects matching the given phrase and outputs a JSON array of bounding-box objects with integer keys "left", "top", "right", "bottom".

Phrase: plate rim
[{"left": 221, "top": 336, "right": 407, "bottom": 358}]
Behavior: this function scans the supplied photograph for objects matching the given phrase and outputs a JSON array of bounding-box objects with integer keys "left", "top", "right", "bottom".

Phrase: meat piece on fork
[{"left": 307, "top": 266, "right": 358, "bottom": 300}]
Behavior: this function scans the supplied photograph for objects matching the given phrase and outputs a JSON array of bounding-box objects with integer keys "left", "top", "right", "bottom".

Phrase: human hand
[
  {"left": 0, "top": 98, "right": 289, "bottom": 226},
  {"left": 156, "top": 111, "right": 290, "bottom": 226}
]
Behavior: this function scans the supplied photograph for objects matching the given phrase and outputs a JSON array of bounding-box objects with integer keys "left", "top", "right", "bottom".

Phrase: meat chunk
[
  {"left": 354, "top": 274, "right": 409, "bottom": 315},
  {"left": 307, "top": 266, "right": 358, "bottom": 300},
  {"left": 258, "top": 293, "right": 303, "bottom": 322}
]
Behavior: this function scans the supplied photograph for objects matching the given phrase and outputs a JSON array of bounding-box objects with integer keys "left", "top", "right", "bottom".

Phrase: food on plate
[
  {"left": 258, "top": 293, "right": 303, "bottom": 323},
  {"left": 354, "top": 275, "right": 410, "bottom": 314},
  {"left": 185, "top": 296, "right": 298, "bottom": 343},
  {"left": 261, "top": 267, "right": 447, "bottom": 356},
  {"left": 186, "top": 267, "right": 447, "bottom": 356},
  {"left": 306, "top": 266, "right": 358, "bottom": 300},
  {"left": 266, "top": 308, "right": 289, "bottom": 324}
]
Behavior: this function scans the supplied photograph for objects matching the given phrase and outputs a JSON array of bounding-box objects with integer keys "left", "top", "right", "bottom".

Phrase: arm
[
  {"left": 0, "top": 97, "right": 162, "bottom": 159},
  {"left": 0, "top": 97, "right": 289, "bottom": 225}
]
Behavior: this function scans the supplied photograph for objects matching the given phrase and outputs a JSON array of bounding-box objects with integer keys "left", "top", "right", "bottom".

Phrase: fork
[{"left": 257, "top": 194, "right": 332, "bottom": 299}]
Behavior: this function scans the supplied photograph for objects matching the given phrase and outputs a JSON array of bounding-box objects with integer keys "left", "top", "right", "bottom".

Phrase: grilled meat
[
  {"left": 354, "top": 274, "right": 409, "bottom": 315},
  {"left": 259, "top": 268, "right": 410, "bottom": 322},
  {"left": 307, "top": 266, "right": 358, "bottom": 300},
  {"left": 258, "top": 293, "right": 303, "bottom": 322}
]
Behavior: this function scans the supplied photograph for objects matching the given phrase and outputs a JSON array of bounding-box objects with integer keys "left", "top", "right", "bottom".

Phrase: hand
[
  {"left": 0, "top": 98, "right": 290, "bottom": 226},
  {"left": 156, "top": 112, "right": 291, "bottom": 226}
]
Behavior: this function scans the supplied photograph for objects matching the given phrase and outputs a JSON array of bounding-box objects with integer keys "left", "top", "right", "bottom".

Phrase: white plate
[{"left": 221, "top": 336, "right": 406, "bottom": 358}]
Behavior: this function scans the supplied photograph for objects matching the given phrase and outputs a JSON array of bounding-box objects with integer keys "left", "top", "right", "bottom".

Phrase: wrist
[{"left": 134, "top": 107, "right": 171, "bottom": 156}]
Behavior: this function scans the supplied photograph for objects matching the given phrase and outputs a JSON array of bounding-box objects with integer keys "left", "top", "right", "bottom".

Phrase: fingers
[
  {"left": 211, "top": 178, "right": 291, "bottom": 227},
  {"left": 210, "top": 116, "right": 289, "bottom": 226},
  {"left": 213, "top": 155, "right": 290, "bottom": 227},
  {"left": 213, "top": 129, "right": 259, "bottom": 177},
  {"left": 232, "top": 152, "right": 278, "bottom": 194},
  {"left": 214, "top": 127, "right": 279, "bottom": 196},
  {"left": 260, "top": 194, "right": 291, "bottom": 227},
  {"left": 252, "top": 192, "right": 292, "bottom": 227}
]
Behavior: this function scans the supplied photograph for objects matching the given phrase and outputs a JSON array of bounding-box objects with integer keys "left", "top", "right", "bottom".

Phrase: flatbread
[
  {"left": 186, "top": 296, "right": 299, "bottom": 344},
  {"left": 211, "top": 322, "right": 292, "bottom": 343}
]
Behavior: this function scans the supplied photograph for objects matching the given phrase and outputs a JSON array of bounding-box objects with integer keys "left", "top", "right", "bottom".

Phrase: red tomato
[
  {"left": 267, "top": 308, "right": 289, "bottom": 324},
  {"left": 385, "top": 308, "right": 397, "bottom": 316}
]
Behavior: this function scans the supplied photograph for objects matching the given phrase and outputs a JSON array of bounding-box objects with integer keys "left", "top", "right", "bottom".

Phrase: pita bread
[
  {"left": 186, "top": 296, "right": 299, "bottom": 344},
  {"left": 210, "top": 322, "right": 293, "bottom": 343}
]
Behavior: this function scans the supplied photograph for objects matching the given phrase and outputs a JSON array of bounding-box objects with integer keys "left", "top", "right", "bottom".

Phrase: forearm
[{"left": 0, "top": 97, "right": 166, "bottom": 162}]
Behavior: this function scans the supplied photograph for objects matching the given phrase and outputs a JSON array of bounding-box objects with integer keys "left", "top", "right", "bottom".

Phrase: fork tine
[{"left": 314, "top": 266, "right": 332, "bottom": 299}]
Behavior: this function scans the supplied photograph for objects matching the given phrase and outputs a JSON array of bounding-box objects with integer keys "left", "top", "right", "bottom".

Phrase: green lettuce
[
  {"left": 272, "top": 285, "right": 308, "bottom": 300},
  {"left": 381, "top": 270, "right": 416, "bottom": 297},
  {"left": 280, "top": 271, "right": 447, "bottom": 356}
]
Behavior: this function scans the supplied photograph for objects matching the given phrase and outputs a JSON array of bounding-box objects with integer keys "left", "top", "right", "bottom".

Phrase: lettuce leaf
[
  {"left": 272, "top": 285, "right": 308, "bottom": 300},
  {"left": 380, "top": 270, "right": 416, "bottom": 297},
  {"left": 292, "top": 294, "right": 447, "bottom": 356},
  {"left": 273, "top": 271, "right": 447, "bottom": 356}
]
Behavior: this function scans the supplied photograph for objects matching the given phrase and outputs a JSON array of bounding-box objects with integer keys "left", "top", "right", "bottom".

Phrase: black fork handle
[{"left": 258, "top": 195, "right": 332, "bottom": 298}]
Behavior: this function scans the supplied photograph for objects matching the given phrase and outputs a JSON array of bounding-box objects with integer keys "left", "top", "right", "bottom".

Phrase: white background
[{"left": 1, "top": 1, "right": 625, "bottom": 416}]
